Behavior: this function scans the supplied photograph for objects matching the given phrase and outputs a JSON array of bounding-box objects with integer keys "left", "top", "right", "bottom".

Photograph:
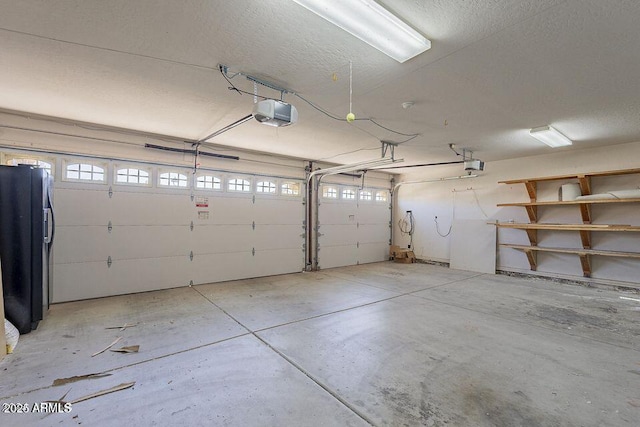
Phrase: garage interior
[{"left": 0, "top": 1, "right": 639, "bottom": 426}]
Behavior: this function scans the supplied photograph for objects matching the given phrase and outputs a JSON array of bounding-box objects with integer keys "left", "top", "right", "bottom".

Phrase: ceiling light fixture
[
  {"left": 529, "top": 125, "right": 573, "bottom": 148},
  {"left": 291, "top": 0, "right": 431, "bottom": 63}
]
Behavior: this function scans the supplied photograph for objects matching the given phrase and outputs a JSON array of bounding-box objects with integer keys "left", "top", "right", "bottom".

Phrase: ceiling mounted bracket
[
  {"left": 244, "top": 75, "right": 291, "bottom": 101},
  {"left": 220, "top": 64, "right": 295, "bottom": 100},
  {"left": 381, "top": 141, "right": 399, "bottom": 160}
]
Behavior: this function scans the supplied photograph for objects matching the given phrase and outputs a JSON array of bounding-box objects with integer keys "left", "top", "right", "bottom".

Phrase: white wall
[{"left": 395, "top": 141, "right": 640, "bottom": 285}]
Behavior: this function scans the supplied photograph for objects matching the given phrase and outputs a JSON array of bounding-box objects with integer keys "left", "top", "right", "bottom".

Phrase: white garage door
[
  {"left": 317, "top": 184, "right": 390, "bottom": 269},
  {"left": 52, "top": 159, "right": 305, "bottom": 302}
]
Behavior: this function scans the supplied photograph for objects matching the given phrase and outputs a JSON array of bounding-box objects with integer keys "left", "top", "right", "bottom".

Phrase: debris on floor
[
  {"left": 53, "top": 372, "right": 112, "bottom": 386},
  {"left": 110, "top": 345, "right": 140, "bottom": 353},
  {"left": 69, "top": 382, "right": 135, "bottom": 404},
  {"left": 105, "top": 323, "right": 138, "bottom": 331},
  {"left": 48, "top": 382, "right": 136, "bottom": 406},
  {"left": 91, "top": 337, "right": 122, "bottom": 357}
]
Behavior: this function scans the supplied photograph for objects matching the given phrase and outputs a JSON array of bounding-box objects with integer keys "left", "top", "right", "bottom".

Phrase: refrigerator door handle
[
  {"left": 44, "top": 208, "right": 52, "bottom": 243},
  {"left": 47, "top": 184, "right": 55, "bottom": 247}
]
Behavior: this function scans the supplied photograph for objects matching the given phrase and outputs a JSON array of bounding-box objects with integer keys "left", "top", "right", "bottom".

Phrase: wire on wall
[
  {"left": 434, "top": 216, "right": 451, "bottom": 237},
  {"left": 435, "top": 191, "right": 456, "bottom": 237},
  {"left": 472, "top": 188, "right": 490, "bottom": 219},
  {"left": 398, "top": 210, "right": 415, "bottom": 249}
]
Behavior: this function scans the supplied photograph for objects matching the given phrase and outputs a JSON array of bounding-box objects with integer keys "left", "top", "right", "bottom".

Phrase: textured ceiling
[{"left": 1, "top": 0, "right": 639, "bottom": 170}]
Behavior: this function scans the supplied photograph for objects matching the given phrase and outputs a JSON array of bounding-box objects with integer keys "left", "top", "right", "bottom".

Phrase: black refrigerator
[{"left": 0, "top": 164, "right": 54, "bottom": 334}]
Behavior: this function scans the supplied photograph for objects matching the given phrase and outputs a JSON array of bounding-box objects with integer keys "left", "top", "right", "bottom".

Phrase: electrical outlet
[{"left": 406, "top": 210, "right": 412, "bottom": 213}]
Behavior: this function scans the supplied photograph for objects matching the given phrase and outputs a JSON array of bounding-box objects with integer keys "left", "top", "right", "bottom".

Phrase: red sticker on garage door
[{"left": 195, "top": 195, "right": 209, "bottom": 207}]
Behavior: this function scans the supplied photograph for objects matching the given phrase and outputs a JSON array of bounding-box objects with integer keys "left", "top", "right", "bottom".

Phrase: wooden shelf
[
  {"left": 497, "top": 198, "right": 640, "bottom": 223},
  {"left": 500, "top": 243, "right": 640, "bottom": 277},
  {"left": 498, "top": 168, "right": 640, "bottom": 185},
  {"left": 497, "top": 198, "right": 640, "bottom": 207},
  {"left": 496, "top": 168, "right": 640, "bottom": 278},
  {"left": 494, "top": 223, "right": 640, "bottom": 249},
  {"left": 494, "top": 223, "right": 640, "bottom": 231}
]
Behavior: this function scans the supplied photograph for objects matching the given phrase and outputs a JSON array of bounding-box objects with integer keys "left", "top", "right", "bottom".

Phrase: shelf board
[
  {"left": 500, "top": 243, "right": 640, "bottom": 277},
  {"left": 498, "top": 168, "right": 640, "bottom": 185},
  {"left": 497, "top": 198, "right": 640, "bottom": 207},
  {"left": 500, "top": 244, "right": 640, "bottom": 258},
  {"left": 493, "top": 223, "right": 640, "bottom": 232}
]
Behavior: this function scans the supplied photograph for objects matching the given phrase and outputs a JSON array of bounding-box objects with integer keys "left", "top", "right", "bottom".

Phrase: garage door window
[
  {"left": 256, "top": 180, "right": 276, "bottom": 193},
  {"left": 65, "top": 162, "right": 105, "bottom": 182},
  {"left": 376, "top": 191, "right": 388, "bottom": 202},
  {"left": 196, "top": 174, "right": 222, "bottom": 190},
  {"left": 116, "top": 167, "right": 150, "bottom": 185},
  {"left": 342, "top": 188, "right": 356, "bottom": 200},
  {"left": 281, "top": 182, "right": 300, "bottom": 196},
  {"left": 359, "top": 190, "right": 372, "bottom": 201},
  {"left": 228, "top": 178, "right": 251, "bottom": 192},
  {"left": 159, "top": 171, "right": 188, "bottom": 187},
  {"left": 322, "top": 186, "right": 337, "bottom": 199},
  {"left": 5, "top": 157, "right": 54, "bottom": 176}
]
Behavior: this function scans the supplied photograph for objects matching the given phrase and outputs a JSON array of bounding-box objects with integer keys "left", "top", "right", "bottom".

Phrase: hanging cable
[
  {"left": 219, "top": 65, "right": 420, "bottom": 139},
  {"left": 349, "top": 60, "right": 353, "bottom": 115},
  {"left": 398, "top": 211, "right": 415, "bottom": 249},
  {"left": 472, "top": 188, "right": 490, "bottom": 219},
  {"left": 435, "top": 191, "right": 456, "bottom": 237},
  {"left": 434, "top": 216, "right": 451, "bottom": 237}
]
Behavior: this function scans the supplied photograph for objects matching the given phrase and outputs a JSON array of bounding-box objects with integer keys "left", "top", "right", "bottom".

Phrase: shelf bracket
[
  {"left": 524, "top": 181, "right": 537, "bottom": 202},
  {"left": 579, "top": 203, "right": 592, "bottom": 224},
  {"left": 524, "top": 248, "right": 537, "bottom": 271},
  {"left": 578, "top": 175, "right": 591, "bottom": 196},
  {"left": 579, "top": 230, "right": 591, "bottom": 249},
  {"left": 578, "top": 253, "right": 591, "bottom": 277},
  {"left": 525, "top": 229, "right": 538, "bottom": 246},
  {"left": 525, "top": 205, "right": 538, "bottom": 223}
]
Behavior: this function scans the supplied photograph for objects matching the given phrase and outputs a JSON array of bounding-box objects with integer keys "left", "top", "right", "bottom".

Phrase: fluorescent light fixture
[
  {"left": 529, "top": 125, "right": 572, "bottom": 148},
  {"left": 292, "top": 0, "right": 431, "bottom": 63}
]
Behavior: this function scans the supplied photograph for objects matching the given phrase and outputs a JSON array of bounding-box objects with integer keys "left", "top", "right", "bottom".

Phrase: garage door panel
[
  {"left": 111, "top": 256, "right": 191, "bottom": 294},
  {"left": 320, "top": 224, "right": 358, "bottom": 246},
  {"left": 54, "top": 226, "right": 111, "bottom": 264},
  {"left": 358, "top": 204, "right": 390, "bottom": 222},
  {"left": 207, "top": 196, "right": 254, "bottom": 224},
  {"left": 320, "top": 203, "right": 357, "bottom": 223},
  {"left": 110, "top": 192, "right": 192, "bottom": 225},
  {"left": 255, "top": 198, "right": 303, "bottom": 224},
  {"left": 53, "top": 262, "right": 111, "bottom": 302},
  {"left": 191, "top": 252, "right": 256, "bottom": 285},
  {"left": 55, "top": 188, "right": 111, "bottom": 225},
  {"left": 53, "top": 255, "right": 192, "bottom": 303},
  {"left": 254, "top": 248, "right": 304, "bottom": 276},
  {"left": 191, "top": 225, "right": 254, "bottom": 254},
  {"left": 318, "top": 245, "right": 358, "bottom": 269},
  {"left": 358, "top": 224, "right": 390, "bottom": 244},
  {"left": 111, "top": 226, "right": 191, "bottom": 259},
  {"left": 254, "top": 225, "right": 304, "bottom": 250},
  {"left": 358, "top": 243, "right": 390, "bottom": 264}
]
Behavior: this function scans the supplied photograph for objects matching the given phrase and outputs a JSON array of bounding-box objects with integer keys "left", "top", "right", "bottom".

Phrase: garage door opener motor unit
[{"left": 253, "top": 99, "right": 298, "bottom": 127}]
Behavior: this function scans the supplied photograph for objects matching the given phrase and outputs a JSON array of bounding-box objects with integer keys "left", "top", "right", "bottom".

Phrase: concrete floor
[{"left": 1, "top": 262, "right": 639, "bottom": 426}]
